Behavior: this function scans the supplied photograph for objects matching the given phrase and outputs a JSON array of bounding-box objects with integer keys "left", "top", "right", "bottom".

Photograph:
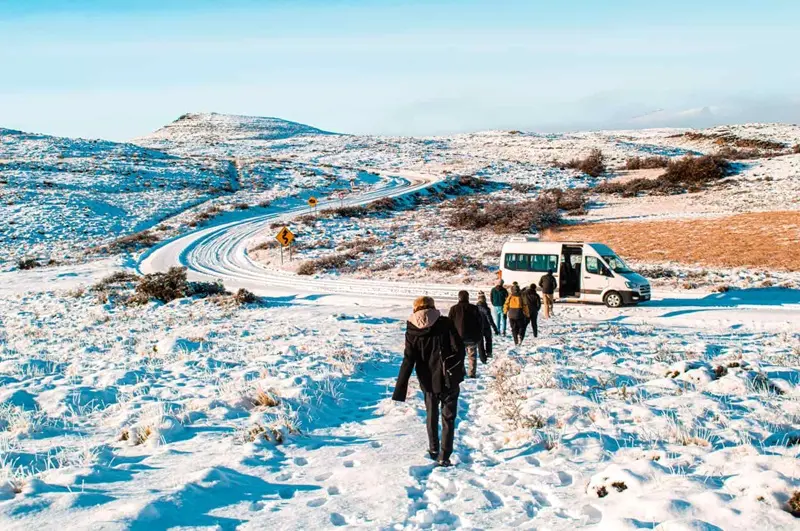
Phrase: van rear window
[{"left": 504, "top": 253, "right": 558, "bottom": 272}]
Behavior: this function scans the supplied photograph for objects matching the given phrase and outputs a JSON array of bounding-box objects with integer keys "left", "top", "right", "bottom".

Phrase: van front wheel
[{"left": 604, "top": 291, "right": 623, "bottom": 308}]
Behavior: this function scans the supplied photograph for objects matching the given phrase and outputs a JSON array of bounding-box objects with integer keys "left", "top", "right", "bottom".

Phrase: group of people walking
[
  {"left": 392, "top": 271, "right": 558, "bottom": 467},
  {"left": 490, "top": 271, "right": 557, "bottom": 346}
]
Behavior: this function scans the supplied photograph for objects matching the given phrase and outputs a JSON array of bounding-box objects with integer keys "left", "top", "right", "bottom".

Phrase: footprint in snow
[
  {"left": 370, "top": 441, "right": 382, "bottom": 448},
  {"left": 327, "top": 486, "right": 341, "bottom": 495},
  {"left": 337, "top": 449, "right": 355, "bottom": 457},
  {"left": 294, "top": 457, "right": 308, "bottom": 466},
  {"left": 315, "top": 472, "right": 333, "bottom": 482},
  {"left": 557, "top": 471, "right": 573, "bottom": 486},
  {"left": 278, "top": 488, "right": 295, "bottom": 500},
  {"left": 581, "top": 504, "right": 603, "bottom": 525},
  {"left": 482, "top": 489, "right": 504, "bottom": 509},
  {"left": 307, "top": 498, "right": 326, "bottom": 508},
  {"left": 343, "top": 460, "right": 358, "bottom": 468},
  {"left": 276, "top": 472, "right": 292, "bottom": 481},
  {"left": 330, "top": 513, "right": 347, "bottom": 527}
]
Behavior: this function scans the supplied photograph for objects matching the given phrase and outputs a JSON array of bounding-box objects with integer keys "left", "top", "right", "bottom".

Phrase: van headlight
[{"left": 625, "top": 281, "right": 637, "bottom": 289}]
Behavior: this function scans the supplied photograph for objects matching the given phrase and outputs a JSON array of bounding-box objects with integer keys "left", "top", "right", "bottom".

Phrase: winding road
[{"left": 139, "top": 168, "right": 469, "bottom": 301}]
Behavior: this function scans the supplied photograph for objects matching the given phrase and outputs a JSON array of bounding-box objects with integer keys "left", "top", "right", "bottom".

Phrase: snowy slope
[
  {"left": 0, "top": 128, "right": 232, "bottom": 270},
  {"left": 134, "top": 112, "right": 339, "bottom": 156}
]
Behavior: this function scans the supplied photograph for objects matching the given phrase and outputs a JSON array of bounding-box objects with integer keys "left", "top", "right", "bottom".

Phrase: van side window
[
  {"left": 504, "top": 253, "right": 559, "bottom": 272},
  {"left": 586, "top": 256, "right": 611, "bottom": 276},
  {"left": 586, "top": 256, "right": 601, "bottom": 274}
]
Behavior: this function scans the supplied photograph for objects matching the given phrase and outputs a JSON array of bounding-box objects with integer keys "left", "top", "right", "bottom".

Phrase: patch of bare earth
[{"left": 545, "top": 211, "right": 800, "bottom": 271}]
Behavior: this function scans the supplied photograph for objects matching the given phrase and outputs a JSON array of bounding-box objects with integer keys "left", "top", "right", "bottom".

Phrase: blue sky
[{"left": 1, "top": 0, "right": 799, "bottom": 140}]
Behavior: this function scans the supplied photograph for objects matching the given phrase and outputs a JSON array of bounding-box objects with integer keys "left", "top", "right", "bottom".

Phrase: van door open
[{"left": 559, "top": 245, "right": 582, "bottom": 298}]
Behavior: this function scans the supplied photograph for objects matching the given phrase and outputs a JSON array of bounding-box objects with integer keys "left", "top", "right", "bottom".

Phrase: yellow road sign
[
  {"left": 275, "top": 226, "right": 295, "bottom": 247},
  {"left": 308, "top": 197, "right": 318, "bottom": 207}
]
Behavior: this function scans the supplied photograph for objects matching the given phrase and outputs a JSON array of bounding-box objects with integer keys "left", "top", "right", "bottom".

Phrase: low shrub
[
  {"left": 542, "top": 188, "right": 588, "bottom": 214},
  {"left": 251, "top": 241, "right": 278, "bottom": 252},
  {"left": 366, "top": 197, "right": 396, "bottom": 213},
  {"left": 234, "top": 288, "right": 258, "bottom": 305},
  {"left": 792, "top": 144, "right": 800, "bottom": 154},
  {"left": 337, "top": 237, "right": 379, "bottom": 254},
  {"left": 135, "top": 267, "right": 189, "bottom": 303},
  {"left": 596, "top": 155, "right": 733, "bottom": 197},
  {"left": 296, "top": 251, "right": 359, "bottom": 275},
  {"left": 563, "top": 148, "right": 606, "bottom": 177},
  {"left": 447, "top": 196, "right": 562, "bottom": 234},
  {"left": 715, "top": 146, "right": 782, "bottom": 160},
  {"left": 93, "top": 271, "right": 140, "bottom": 290},
  {"left": 233, "top": 203, "right": 250, "bottom": 210},
  {"left": 188, "top": 280, "right": 228, "bottom": 297},
  {"left": 17, "top": 257, "right": 40, "bottom": 270},
  {"left": 106, "top": 230, "right": 160, "bottom": 252},
  {"left": 429, "top": 255, "right": 488, "bottom": 273},
  {"left": 682, "top": 131, "right": 785, "bottom": 151},
  {"left": 624, "top": 156, "right": 669, "bottom": 170},
  {"left": 511, "top": 183, "right": 536, "bottom": 194},
  {"left": 318, "top": 205, "right": 368, "bottom": 218},
  {"left": 787, "top": 491, "right": 800, "bottom": 517}
]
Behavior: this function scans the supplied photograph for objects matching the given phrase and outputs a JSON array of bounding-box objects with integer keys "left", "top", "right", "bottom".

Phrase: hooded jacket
[
  {"left": 448, "top": 300, "right": 484, "bottom": 344},
  {"left": 392, "top": 309, "right": 465, "bottom": 401}
]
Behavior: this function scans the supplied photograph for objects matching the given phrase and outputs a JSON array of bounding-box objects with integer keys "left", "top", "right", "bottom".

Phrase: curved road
[{"left": 139, "top": 169, "right": 469, "bottom": 301}]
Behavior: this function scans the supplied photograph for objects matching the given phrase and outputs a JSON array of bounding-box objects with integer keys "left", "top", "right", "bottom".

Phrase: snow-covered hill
[
  {"left": 134, "top": 112, "right": 338, "bottom": 156},
  {"left": 0, "top": 128, "right": 232, "bottom": 270}
]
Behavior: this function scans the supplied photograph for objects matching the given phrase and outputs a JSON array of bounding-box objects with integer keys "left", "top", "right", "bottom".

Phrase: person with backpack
[
  {"left": 448, "top": 291, "right": 484, "bottom": 378},
  {"left": 475, "top": 291, "right": 498, "bottom": 362},
  {"left": 522, "top": 283, "right": 542, "bottom": 338},
  {"left": 393, "top": 296, "right": 465, "bottom": 467},
  {"left": 490, "top": 279, "right": 508, "bottom": 336},
  {"left": 539, "top": 269, "right": 558, "bottom": 318},
  {"left": 503, "top": 284, "right": 530, "bottom": 346}
]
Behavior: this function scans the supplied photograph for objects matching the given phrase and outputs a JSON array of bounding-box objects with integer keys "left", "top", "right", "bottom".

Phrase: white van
[{"left": 499, "top": 238, "right": 651, "bottom": 307}]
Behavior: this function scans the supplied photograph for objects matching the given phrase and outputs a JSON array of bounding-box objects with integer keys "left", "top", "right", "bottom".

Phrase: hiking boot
[
  {"left": 437, "top": 458, "right": 453, "bottom": 467},
  {"left": 426, "top": 450, "right": 438, "bottom": 461}
]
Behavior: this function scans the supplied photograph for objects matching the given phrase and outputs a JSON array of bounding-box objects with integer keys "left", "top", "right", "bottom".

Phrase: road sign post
[
  {"left": 275, "top": 226, "right": 295, "bottom": 265},
  {"left": 308, "top": 196, "right": 318, "bottom": 217}
]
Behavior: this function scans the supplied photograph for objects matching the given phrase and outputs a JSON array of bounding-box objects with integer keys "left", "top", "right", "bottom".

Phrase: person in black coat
[
  {"left": 448, "top": 291, "right": 484, "bottom": 378},
  {"left": 475, "top": 291, "right": 498, "bottom": 363},
  {"left": 522, "top": 284, "right": 542, "bottom": 338},
  {"left": 393, "top": 296, "right": 465, "bottom": 467}
]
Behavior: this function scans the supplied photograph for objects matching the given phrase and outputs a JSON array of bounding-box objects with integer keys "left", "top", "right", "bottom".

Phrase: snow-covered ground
[
  {"left": 2, "top": 113, "right": 799, "bottom": 528},
  {"left": 1, "top": 280, "right": 798, "bottom": 529}
]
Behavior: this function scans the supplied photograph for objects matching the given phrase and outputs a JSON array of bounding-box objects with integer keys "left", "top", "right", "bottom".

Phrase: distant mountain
[{"left": 134, "top": 113, "right": 339, "bottom": 156}]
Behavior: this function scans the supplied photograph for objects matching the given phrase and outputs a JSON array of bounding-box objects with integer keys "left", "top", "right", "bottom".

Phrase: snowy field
[
  {"left": 1, "top": 279, "right": 799, "bottom": 529},
  {"left": 1, "top": 113, "right": 799, "bottom": 529}
]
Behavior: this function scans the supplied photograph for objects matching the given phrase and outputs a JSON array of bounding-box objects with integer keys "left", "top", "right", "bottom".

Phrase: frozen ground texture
[
  {"left": 0, "top": 284, "right": 798, "bottom": 529},
  {"left": 1, "top": 114, "right": 800, "bottom": 528}
]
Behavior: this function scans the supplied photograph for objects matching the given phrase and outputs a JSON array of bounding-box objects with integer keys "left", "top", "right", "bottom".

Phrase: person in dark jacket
[
  {"left": 393, "top": 296, "right": 465, "bottom": 467},
  {"left": 448, "top": 291, "right": 484, "bottom": 378},
  {"left": 503, "top": 284, "right": 530, "bottom": 346},
  {"left": 475, "top": 291, "right": 498, "bottom": 362},
  {"left": 538, "top": 270, "right": 557, "bottom": 319},
  {"left": 490, "top": 279, "right": 508, "bottom": 336},
  {"left": 522, "top": 284, "right": 542, "bottom": 338}
]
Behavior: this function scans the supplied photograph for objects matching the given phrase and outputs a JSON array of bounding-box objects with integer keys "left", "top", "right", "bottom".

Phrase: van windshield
[{"left": 602, "top": 255, "right": 633, "bottom": 274}]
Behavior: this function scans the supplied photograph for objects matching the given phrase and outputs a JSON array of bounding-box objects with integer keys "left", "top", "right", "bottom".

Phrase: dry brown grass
[{"left": 545, "top": 211, "right": 800, "bottom": 271}]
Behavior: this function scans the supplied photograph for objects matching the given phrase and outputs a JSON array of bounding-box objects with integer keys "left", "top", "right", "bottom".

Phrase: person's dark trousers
[
  {"left": 510, "top": 318, "right": 526, "bottom": 345},
  {"left": 529, "top": 312, "right": 539, "bottom": 338},
  {"left": 424, "top": 386, "right": 460, "bottom": 461},
  {"left": 478, "top": 331, "right": 492, "bottom": 363}
]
